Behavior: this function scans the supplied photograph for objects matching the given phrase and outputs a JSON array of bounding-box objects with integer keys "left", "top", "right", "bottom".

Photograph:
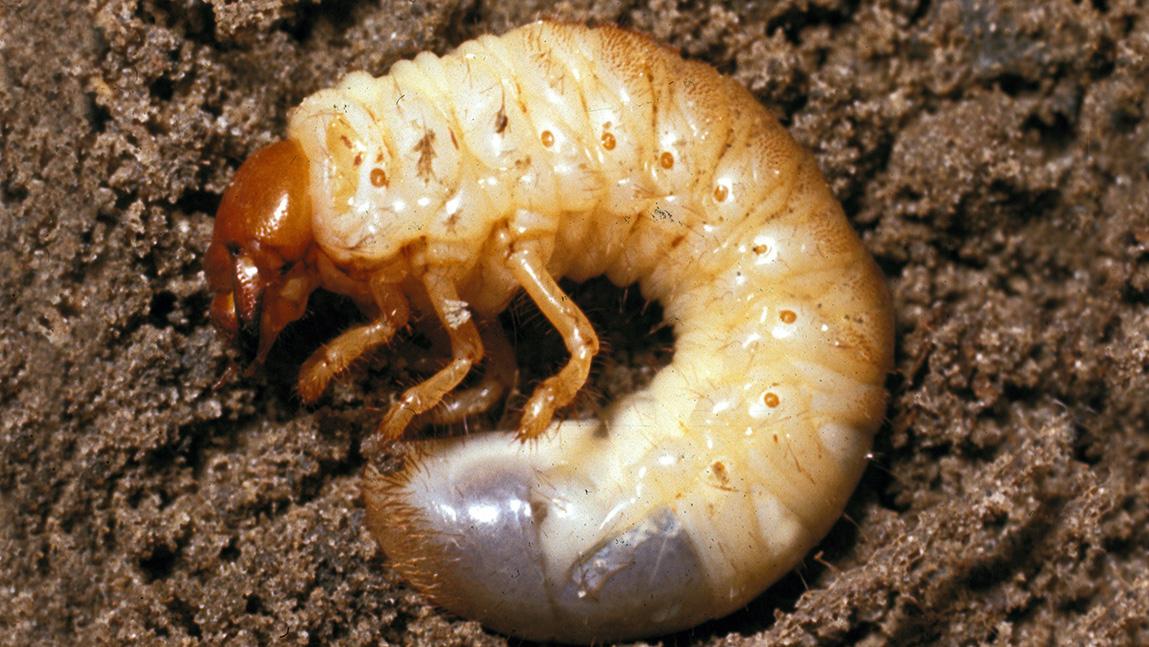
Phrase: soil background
[{"left": 2, "top": 0, "right": 1147, "bottom": 645}]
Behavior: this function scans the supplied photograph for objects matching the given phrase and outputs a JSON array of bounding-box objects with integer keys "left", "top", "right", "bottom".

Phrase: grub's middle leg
[{"left": 377, "top": 267, "right": 483, "bottom": 441}]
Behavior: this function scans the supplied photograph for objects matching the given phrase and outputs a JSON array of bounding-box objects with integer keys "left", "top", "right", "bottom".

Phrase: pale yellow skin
[{"left": 286, "top": 21, "right": 893, "bottom": 644}]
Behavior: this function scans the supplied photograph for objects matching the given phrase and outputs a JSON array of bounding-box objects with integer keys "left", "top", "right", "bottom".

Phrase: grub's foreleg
[{"left": 297, "top": 278, "right": 409, "bottom": 403}]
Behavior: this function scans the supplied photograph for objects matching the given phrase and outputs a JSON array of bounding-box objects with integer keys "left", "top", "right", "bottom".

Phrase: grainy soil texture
[{"left": 2, "top": 0, "right": 1147, "bottom": 645}]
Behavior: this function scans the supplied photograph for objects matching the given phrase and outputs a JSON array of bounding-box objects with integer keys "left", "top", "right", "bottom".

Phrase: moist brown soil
[{"left": 2, "top": 1, "right": 1147, "bottom": 645}]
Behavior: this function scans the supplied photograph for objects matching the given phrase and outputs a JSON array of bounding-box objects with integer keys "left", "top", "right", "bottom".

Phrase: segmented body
[{"left": 283, "top": 21, "right": 892, "bottom": 643}]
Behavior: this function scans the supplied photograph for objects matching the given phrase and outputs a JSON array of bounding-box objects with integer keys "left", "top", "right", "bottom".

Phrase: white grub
[{"left": 211, "top": 21, "right": 894, "bottom": 644}]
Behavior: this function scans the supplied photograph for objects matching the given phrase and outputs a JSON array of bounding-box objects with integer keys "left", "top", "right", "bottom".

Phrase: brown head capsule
[{"left": 205, "top": 139, "right": 317, "bottom": 364}]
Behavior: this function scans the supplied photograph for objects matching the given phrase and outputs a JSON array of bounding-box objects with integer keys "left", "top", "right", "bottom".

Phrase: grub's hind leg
[
  {"left": 298, "top": 279, "right": 409, "bottom": 403},
  {"left": 507, "top": 242, "right": 600, "bottom": 440},
  {"left": 378, "top": 268, "right": 483, "bottom": 440},
  {"left": 419, "top": 321, "right": 517, "bottom": 427}
]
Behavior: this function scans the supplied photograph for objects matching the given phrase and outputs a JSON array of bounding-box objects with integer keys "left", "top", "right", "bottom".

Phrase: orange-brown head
[{"left": 205, "top": 139, "right": 318, "bottom": 365}]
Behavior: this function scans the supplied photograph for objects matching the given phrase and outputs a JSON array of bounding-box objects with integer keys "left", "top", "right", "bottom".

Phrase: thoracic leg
[
  {"left": 298, "top": 278, "right": 409, "bottom": 403},
  {"left": 507, "top": 241, "right": 600, "bottom": 440},
  {"left": 419, "top": 321, "right": 518, "bottom": 427},
  {"left": 378, "top": 268, "right": 483, "bottom": 440}
]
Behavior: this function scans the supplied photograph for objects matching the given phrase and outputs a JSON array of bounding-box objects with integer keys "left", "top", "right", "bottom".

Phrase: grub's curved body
[{"left": 209, "top": 21, "right": 893, "bottom": 644}]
